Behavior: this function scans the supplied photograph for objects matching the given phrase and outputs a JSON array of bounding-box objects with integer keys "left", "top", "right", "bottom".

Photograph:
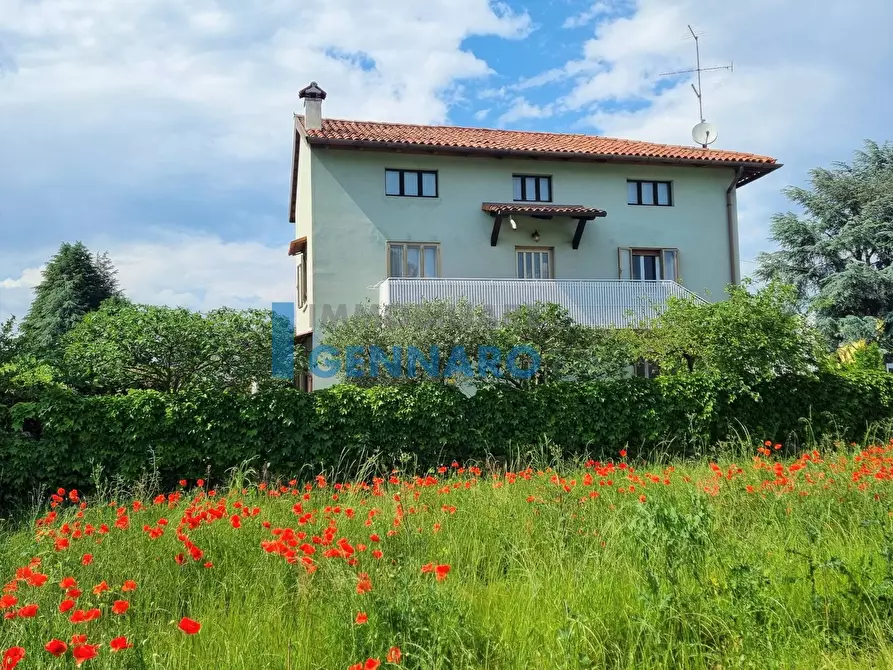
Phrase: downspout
[{"left": 726, "top": 167, "right": 744, "bottom": 285}]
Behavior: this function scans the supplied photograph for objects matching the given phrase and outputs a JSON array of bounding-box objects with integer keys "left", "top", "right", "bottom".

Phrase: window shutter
[
  {"left": 661, "top": 249, "right": 679, "bottom": 281},
  {"left": 618, "top": 248, "right": 632, "bottom": 279}
]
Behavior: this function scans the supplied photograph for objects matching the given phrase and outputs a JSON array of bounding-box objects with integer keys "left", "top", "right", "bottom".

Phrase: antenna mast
[{"left": 659, "top": 25, "right": 732, "bottom": 126}]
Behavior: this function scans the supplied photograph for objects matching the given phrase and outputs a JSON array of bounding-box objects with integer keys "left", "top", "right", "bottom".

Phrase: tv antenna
[{"left": 659, "top": 25, "right": 732, "bottom": 148}]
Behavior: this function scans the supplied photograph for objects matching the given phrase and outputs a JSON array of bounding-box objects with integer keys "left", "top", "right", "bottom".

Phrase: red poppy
[
  {"left": 70, "top": 635, "right": 87, "bottom": 645},
  {"left": 0, "top": 595, "right": 17, "bottom": 610},
  {"left": 16, "top": 604, "right": 38, "bottom": 618},
  {"left": 356, "top": 573, "right": 372, "bottom": 595},
  {"left": 2, "top": 647, "right": 25, "bottom": 670},
  {"left": 178, "top": 617, "right": 201, "bottom": 634},
  {"left": 355, "top": 612, "right": 368, "bottom": 624},
  {"left": 92, "top": 581, "right": 109, "bottom": 595},
  {"left": 109, "top": 636, "right": 132, "bottom": 652},
  {"left": 45, "top": 639, "right": 68, "bottom": 657},
  {"left": 72, "top": 644, "right": 100, "bottom": 666},
  {"left": 372, "top": 549, "right": 383, "bottom": 559},
  {"left": 111, "top": 600, "right": 130, "bottom": 615},
  {"left": 230, "top": 514, "right": 241, "bottom": 529},
  {"left": 59, "top": 599, "right": 76, "bottom": 613},
  {"left": 60, "top": 577, "right": 77, "bottom": 589},
  {"left": 619, "top": 449, "right": 627, "bottom": 458},
  {"left": 69, "top": 608, "right": 101, "bottom": 623},
  {"left": 421, "top": 563, "right": 434, "bottom": 574},
  {"left": 26, "top": 572, "right": 48, "bottom": 587},
  {"left": 81, "top": 554, "right": 93, "bottom": 566},
  {"left": 434, "top": 564, "right": 450, "bottom": 582},
  {"left": 364, "top": 659, "right": 381, "bottom": 670},
  {"left": 386, "top": 647, "right": 402, "bottom": 664}
]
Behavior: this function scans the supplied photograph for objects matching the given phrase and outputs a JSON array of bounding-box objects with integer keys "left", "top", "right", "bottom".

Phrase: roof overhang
[
  {"left": 304, "top": 135, "right": 782, "bottom": 188},
  {"left": 482, "top": 202, "right": 607, "bottom": 249},
  {"left": 288, "top": 119, "right": 301, "bottom": 224},
  {"left": 288, "top": 236, "right": 307, "bottom": 256}
]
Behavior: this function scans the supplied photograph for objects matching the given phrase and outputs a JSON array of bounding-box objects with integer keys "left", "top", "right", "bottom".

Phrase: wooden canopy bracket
[{"left": 490, "top": 212, "right": 503, "bottom": 247}]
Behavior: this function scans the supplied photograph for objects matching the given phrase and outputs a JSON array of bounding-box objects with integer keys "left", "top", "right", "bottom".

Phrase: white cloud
[
  {"left": 562, "top": 1, "right": 615, "bottom": 29},
  {"left": 0, "top": 232, "right": 293, "bottom": 322},
  {"left": 534, "top": 0, "right": 893, "bottom": 267},
  {"left": 0, "top": 268, "right": 43, "bottom": 291},
  {"left": 473, "top": 108, "right": 491, "bottom": 120},
  {"left": 1, "top": 0, "right": 532, "bottom": 172},
  {"left": 497, "top": 97, "right": 554, "bottom": 124},
  {"left": 0, "top": 0, "right": 533, "bottom": 320}
]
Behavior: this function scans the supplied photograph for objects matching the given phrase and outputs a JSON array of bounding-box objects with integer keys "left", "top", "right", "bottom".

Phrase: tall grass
[{"left": 3, "top": 435, "right": 893, "bottom": 669}]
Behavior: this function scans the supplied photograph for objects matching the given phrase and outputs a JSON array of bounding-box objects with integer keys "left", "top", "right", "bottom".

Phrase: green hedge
[{"left": 2, "top": 371, "right": 893, "bottom": 508}]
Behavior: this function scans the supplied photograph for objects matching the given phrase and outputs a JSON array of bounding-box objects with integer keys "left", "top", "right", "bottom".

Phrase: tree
[
  {"left": 0, "top": 317, "right": 19, "bottom": 367},
  {"left": 20, "top": 242, "right": 124, "bottom": 356},
  {"left": 493, "top": 302, "right": 633, "bottom": 386},
  {"left": 755, "top": 140, "right": 893, "bottom": 353},
  {"left": 321, "top": 299, "right": 496, "bottom": 387},
  {"left": 631, "top": 281, "right": 825, "bottom": 393},
  {"left": 61, "top": 302, "right": 297, "bottom": 393},
  {"left": 321, "top": 300, "right": 634, "bottom": 387}
]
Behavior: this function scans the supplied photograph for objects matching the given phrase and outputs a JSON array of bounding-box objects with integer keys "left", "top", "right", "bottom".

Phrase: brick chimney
[{"left": 298, "top": 81, "right": 327, "bottom": 130}]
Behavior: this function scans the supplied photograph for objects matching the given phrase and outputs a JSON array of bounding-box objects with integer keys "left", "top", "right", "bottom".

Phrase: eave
[{"left": 304, "top": 136, "right": 783, "bottom": 187}]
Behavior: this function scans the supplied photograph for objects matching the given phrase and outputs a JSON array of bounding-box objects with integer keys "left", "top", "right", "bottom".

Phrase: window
[
  {"left": 618, "top": 248, "right": 678, "bottom": 281},
  {"left": 385, "top": 169, "right": 438, "bottom": 197},
  {"left": 634, "top": 359, "right": 660, "bottom": 378},
  {"left": 513, "top": 175, "right": 552, "bottom": 202},
  {"left": 516, "top": 247, "right": 553, "bottom": 279},
  {"left": 387, "top": 242, "right": 439, "bottom": 277},
  {"left": 296, "top": 252, "right": 307, "bottom": 307},
  {"left": 627, "top": 180, "right": 672, "bottom": 206}
]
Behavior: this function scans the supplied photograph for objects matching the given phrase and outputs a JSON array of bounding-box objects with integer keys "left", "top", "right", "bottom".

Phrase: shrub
[{"left": 2, "top": 371, "right": 893, "bottom": 509}]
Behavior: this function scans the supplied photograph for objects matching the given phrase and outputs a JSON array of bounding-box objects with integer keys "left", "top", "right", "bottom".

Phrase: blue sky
[{"left": 2, "top": 0, "right": 892, "bottom": 321}]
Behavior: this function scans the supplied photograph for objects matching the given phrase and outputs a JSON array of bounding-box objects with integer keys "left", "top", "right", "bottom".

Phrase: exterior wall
[
  {"left": 294, "top": 132, "right": 313, "bottom": 336},
  {"left": 307, "top": 147, "right": 739, "bottom": 388}
]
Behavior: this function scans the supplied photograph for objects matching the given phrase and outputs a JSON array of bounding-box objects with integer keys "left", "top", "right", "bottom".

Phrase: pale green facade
[{"left": 293, "top": 130, "right": 744, "bottom": 389}]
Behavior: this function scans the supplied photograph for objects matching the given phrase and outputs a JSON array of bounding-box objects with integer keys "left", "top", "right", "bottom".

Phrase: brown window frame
[
  {"left": 386, "top": 242, "right": 441, "bottom": 278},
  {"left": 618, "top": 247, "right": 679, "bottom": 281},
  {"left": 296, "top": 252, "right": 308, "bottom": 308}
]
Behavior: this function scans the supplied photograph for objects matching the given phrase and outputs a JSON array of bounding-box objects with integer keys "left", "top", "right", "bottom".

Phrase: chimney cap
[{"left": 299, "top": 81, "right": 327, "bottom": 100}]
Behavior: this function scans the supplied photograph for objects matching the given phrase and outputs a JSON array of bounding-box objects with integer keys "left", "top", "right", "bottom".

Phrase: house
[{"left": 287, "top": 81, "right": 781, "bottom": 390}]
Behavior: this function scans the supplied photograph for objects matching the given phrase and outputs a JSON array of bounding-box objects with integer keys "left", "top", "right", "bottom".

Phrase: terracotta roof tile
[
  {"left": 299, "top": 117, "right": 777, "bottom": 166},
  {"left": 481, "top": 203, "right": 606, "bottom": 218}
]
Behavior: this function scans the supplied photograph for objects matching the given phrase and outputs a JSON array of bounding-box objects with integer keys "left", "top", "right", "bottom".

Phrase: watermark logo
[
  {"left": 308, "top": 344, "right": 540, "bottom": 380},
  {"left": 270, "top": 302, "right": 540, "bottom": 381}
]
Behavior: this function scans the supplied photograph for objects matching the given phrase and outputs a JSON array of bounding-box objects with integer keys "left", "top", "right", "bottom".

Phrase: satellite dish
[{"left": 692, "top": 121, "right": 718, "bottom": 147}]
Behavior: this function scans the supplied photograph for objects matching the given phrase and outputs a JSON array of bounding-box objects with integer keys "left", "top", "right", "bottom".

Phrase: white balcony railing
[{"left": 378, "top": 278, "right": 706, "bottom": 327}]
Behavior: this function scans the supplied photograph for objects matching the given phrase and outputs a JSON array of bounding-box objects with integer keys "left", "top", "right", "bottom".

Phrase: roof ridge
[{"left": 322, "top": 115, "right": 606, "bottom": 140}]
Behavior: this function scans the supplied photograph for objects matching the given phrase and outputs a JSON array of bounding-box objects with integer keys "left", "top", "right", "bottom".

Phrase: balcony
[{"left": 378, "top": 278, "right": 706, "bottom": 327}]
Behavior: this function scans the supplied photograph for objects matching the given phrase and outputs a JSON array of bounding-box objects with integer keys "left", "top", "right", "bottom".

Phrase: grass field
[{"left": 3, "top": 439, "right": 893, "bottom": 670}]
